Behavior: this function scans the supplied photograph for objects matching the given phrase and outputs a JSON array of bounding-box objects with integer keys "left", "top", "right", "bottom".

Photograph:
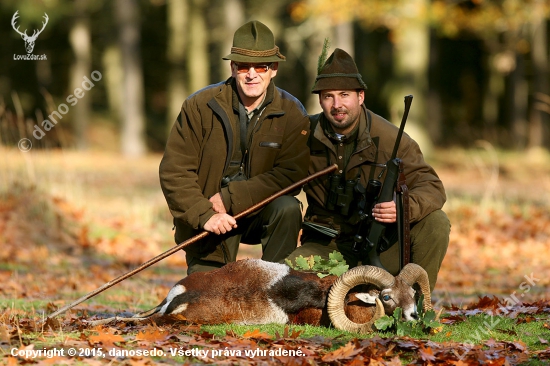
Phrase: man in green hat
[
  {"left": 287, "top": 48, "right": 449, "bottom": 291},
  {"left": 160, "top": 21, "right": 310, "bottom": 275}
]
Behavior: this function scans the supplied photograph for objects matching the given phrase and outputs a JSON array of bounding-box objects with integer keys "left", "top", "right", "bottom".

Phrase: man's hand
[
  {"left": 204, "top": 213, "right": 237, "bottom": 235},
  {"left": 209, "top": 193, "right": 227, "bottom": 214},
  {"left": 372, "top": 201, "right": 396, "bottom": 223}
]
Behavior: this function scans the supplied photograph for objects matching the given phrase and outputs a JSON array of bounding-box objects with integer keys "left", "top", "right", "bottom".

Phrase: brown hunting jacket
[
  {"left": 304, "top": 104, "right": 446, "bottom": 239},
  {"left": 159, "top": 78, "right": 310, "bottom": 260}
]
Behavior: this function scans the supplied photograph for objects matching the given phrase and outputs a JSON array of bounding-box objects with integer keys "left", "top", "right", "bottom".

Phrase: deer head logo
[{"left": 11, "top": 11, "right": 49, "bottom": 54}]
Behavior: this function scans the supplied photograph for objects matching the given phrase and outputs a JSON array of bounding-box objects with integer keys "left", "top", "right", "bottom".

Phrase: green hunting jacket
[
  {"left": 159, "top": 78, "right": 310, "bottom": 261},
  {"left": 304, "top": 104, "right": 446, "bottom": 238}
]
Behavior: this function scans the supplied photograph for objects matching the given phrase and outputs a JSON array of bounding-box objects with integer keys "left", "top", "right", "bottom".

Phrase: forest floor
[{"left": 0, "top": 146, "right": 549, "bottom": 365}]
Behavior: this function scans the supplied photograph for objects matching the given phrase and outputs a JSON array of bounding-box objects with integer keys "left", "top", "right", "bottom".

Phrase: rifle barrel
[{"left": 390, "top": 95, "right": 413, "bottom": 160}]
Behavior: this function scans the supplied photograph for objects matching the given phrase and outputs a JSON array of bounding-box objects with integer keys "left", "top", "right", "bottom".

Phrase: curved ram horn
[
  {"left": 327, "top": 265, "right": 395, "bottom": 333},
  {"left": 395, "top": 263, "right": 432, "bottom": 312}
]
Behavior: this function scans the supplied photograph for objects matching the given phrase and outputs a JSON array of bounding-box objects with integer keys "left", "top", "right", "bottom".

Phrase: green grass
[
  {"left": 2, "top": 294, "right": 549, "bottom": 364},
  {"left": 431, "top": 313, "right": 550, "bottom": 349},
  {"left": 202, "top": 322, "right": 355, "bottom": 341},
  {"left": 201, "top": 313, "right": 550, "bottom": 348}
]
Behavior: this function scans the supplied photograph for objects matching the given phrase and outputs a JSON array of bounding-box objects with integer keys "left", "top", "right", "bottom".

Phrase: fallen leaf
[
  {"left": 450, "top": 360, "right": 469, "bottom": 366},
  {"left": 88, "top": 328, "right": 125, "bottom": 347},
  {"left": 419, "top": 345, "right": 436, "bottom": 362},
  {"left": 385, "top": 356, "right": 403, "bottom": 366},
  {"left": 290, "top": 328, "right": 303, "bottom": 339},
  {"left": 135, "top": 327, "right": 171, "bottom": 343},
  {"left": 509, "top": 340, "right": 527, "bottom": 352},
  {"left": 0, "top": 324, "right": 11, "bottom": 342},
  {"left": 243, "top": 329, "right": 272, "bottom": 339},
  {"left": 321, "top": 341, "right": 362, "bottom": 362},
  {"left": 441, "top": 315, "right": 466, "bottom": 325}
]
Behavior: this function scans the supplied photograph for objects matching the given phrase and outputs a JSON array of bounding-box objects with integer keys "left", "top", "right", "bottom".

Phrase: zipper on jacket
[{"left": 245, "top": 106, "right": 267, "bottom": 178}]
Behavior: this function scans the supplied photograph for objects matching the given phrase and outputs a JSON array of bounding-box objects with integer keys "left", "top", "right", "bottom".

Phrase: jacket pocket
[{"left": 259, "top": 141, "right": 282, "bottom": 149}]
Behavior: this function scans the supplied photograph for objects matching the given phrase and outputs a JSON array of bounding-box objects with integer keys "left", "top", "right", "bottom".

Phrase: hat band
[
  {"left": 230, "top": 46, "right": 286, "bottom": 60},
  {"left": 315, "top": 73, "right": 363, "bottom": 80}
]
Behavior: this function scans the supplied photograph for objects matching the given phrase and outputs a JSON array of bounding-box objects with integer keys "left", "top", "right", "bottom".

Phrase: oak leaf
[
  {"left": 418, "top": 345, "right": 436, "bottom": 362},
  {"left": 88, "top": 328, "right": 125, "bottom": 347},
  {"left": 243, "top": 329, "right": 272, "bottom": 339},
  {"left": 135, "top": 328, "right": 171, "bottom": 343},
  {"left": 385, "top": 356, "right": 403, "bottom": 366},
  {"left": 449, "top": 360, "right": 469, "bottom": 366},
  {"left": 0, "top": 324, "right": 11, "bottom": 342},
  {"left": 321, "top": 341, "right": 362, "bottom": 362}
]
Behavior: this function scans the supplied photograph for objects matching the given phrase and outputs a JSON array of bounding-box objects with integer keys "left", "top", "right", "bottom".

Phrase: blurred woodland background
[
  {"left": 1, "top": 0, "right": 550, "bottom": 307},
  {"left": 0, "top": 0, "right": 549, "bottom": 155}
]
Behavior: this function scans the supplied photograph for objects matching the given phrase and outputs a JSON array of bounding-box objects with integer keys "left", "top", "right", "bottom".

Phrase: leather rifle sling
[{"left": 397, "top": 160, "right": 411, "bottom": 268}]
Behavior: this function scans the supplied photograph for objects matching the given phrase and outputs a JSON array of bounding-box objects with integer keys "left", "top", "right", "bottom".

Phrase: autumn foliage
[{"left": 1, "top": 149, "right": 549, "bottom": 364}]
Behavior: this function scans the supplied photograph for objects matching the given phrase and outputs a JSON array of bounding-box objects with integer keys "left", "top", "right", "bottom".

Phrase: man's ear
[
  {"left": 270, "top": 62, "right": 278, "bottom": 77},
  {"left": 358, "top": 90, "right": 365, "bottom": 105}
]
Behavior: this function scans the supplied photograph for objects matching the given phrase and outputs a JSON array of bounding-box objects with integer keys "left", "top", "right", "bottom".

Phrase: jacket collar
[{"left": 355, "top": 104, "right": 374, "bottom": 151}]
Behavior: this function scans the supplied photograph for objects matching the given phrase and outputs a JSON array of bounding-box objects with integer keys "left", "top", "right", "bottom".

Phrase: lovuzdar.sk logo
[{"left": 12, "top": 10, "right": 48, "bottom": 61}]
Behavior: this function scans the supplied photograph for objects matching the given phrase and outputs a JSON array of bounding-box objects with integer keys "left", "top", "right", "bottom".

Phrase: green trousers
[
  {"left": 186, "top": 196, "right": 302, "bottom": 275},
  {"left": 287, "top": 209, "right": 450, "bottom": 292}
]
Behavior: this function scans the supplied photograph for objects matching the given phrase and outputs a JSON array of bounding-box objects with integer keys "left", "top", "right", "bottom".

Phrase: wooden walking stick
[{"left": 47, "top": 164, "right": 338, "bottom": 319}]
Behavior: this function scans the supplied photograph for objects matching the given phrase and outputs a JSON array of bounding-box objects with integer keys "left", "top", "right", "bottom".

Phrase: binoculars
[
  {"left": 326, "top": 174, "right": 382, "bottom": 219},
  {"left": 326, "top": 175, "right": 356, "bottom": 216}
]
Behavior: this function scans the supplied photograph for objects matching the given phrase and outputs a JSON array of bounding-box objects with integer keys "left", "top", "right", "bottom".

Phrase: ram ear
[{"left": 355, "top": 293, "right": 378, "bottom": 304}]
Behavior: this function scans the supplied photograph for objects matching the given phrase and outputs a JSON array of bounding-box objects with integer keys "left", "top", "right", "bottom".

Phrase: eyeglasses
[{"left": 233, "top": 63, "right": 273, "bottom": 74}]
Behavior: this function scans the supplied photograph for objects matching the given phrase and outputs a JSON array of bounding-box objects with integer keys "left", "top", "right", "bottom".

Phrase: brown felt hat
[
  {"left": 311, "top": 48, "right": 367, "bottom": 93},
  {"left": 223, "top": 20, "right": 286, "bottom": 63}
]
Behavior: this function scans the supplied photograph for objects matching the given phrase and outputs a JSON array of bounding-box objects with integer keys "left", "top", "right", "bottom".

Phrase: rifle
[{"left": 352, "top": 95, "right": 413, "bottom": 269}]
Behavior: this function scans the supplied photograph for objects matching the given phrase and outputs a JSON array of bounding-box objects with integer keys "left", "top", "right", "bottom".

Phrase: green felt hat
[
  {"left": 223, "top": 20, "right": 286, "bottom": 63},
  {"left": 312, "top": 48, "right": 367, "bottom": 93}
]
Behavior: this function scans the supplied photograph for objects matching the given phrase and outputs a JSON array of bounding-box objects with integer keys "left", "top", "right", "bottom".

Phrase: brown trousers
[{"left": 186, "top": 196, "right": 302, "bottom": 275}]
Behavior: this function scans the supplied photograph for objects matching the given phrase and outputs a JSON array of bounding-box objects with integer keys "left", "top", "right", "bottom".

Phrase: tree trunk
[
  {"left": 387, "top": 0, "right": 431, "bottom": 155},
  {"left": 166, "top": 0, "right": 188, "bottom": 134},
  {"left": 187, "top": 0, "right": 210, "bottom": 92},
  {"left": 102, "top": 45, "right": 123, "bottom": 126},
  {"left": 528, "top": 5, "right": 549, "bottom": 149},
  {"left": 220, "top": 0, "right": 244, "bottom": 78},
  {"left": 69, "top": 0, "right": 91, "bottom": 150},
  {"left": 512, "top": 50, "right": 528, "bottom": 149},
  {"left": 116, "top": 0, "right": 147, "bottom": 157},
  {"left": 334, "top": 22, "right": 354, "bottom": 58}
]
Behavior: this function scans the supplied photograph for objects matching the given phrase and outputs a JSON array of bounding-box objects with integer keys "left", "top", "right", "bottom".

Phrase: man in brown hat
[
  {"left": 287, "top": 48, "right": 449, "bottom": 291},
  {"left": 160, "top": 21, "right": 310, "bottom": 275}
]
